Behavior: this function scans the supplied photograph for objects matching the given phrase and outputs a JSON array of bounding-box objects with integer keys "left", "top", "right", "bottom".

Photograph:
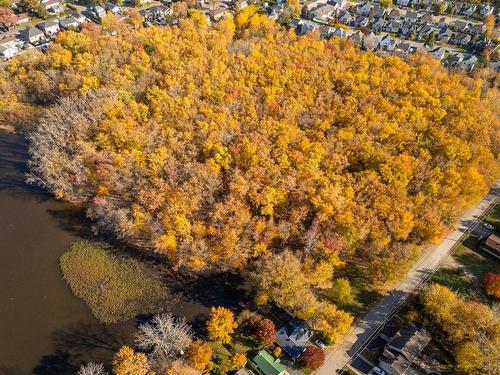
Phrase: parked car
[
  {"left": 483, "top": 223, "right": 494, "bottom": 231},
  {"left": 372, "top": 367, "right": 385, "bottom": 375},
  {"left": 315, "top": 339, "right": 326, "bottom": 349}
]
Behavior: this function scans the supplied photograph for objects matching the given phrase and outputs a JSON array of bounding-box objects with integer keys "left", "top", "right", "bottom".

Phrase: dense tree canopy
[
  {"left": 1, "top": 9, "right": 498, "bottom": 331},
  {"left": 16, "top": 11, "right": 498, "bottom": 276}
]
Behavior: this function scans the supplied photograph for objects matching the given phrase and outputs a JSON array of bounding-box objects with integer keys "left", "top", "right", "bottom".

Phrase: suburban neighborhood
[{"left": 0, "top": 0, "right": 498, "bottom": 72}]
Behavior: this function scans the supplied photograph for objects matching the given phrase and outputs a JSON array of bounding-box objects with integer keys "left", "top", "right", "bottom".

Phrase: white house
[
  {"left": 460, "top": 55, "right": 478, "bottom": 71},
  {"left": 379, "top": 34, "right": 397, "bottom": 51},
  {"left": 43, "top": 0, "right": 63, "bottom": 14},
  {"left": 0, "top": 44, "right": 18, "bottom": 58},
  {"left": 20, "top": 27, "right": 46, "bottom": 45},
  {"left": 480, "top": 4, "right": 494, "bottom": 16},
  {"left": 297, "top": 19, "right": 319, "bottom": 34},
  {"left": 430, "top": 47, "right": 446, "bottom": 60},
  {"left": 356, "top": 1, "right": 372, "bottom": 16},
  {"left": 36, "top": 20, "right": 60, "bottom": 37},
  {"left": 59, "top": 16, "right": 80, "bottom": 29},
  {"left": 310, "top": 3, "right": 336, "bottom": 20}
]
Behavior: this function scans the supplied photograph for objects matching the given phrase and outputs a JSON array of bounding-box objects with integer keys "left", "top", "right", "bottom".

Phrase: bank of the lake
[
  {"left": 0, "top": 130, "right": 243, "bottom": 375},
  {"left": 0, "top": 131, "right": 136, "bottom": 375}
]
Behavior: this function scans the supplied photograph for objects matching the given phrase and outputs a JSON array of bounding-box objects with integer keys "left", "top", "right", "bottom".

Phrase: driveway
[{"left": 315, "top": 182, "right": 500, "bottom": 375}]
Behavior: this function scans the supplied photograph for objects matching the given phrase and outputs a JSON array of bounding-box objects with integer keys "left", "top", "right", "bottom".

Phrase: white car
[
  {"left": 483, "top": 223, "right": 494, "bottom": 231},
  {"left": 372, "top": 367, "right": 385, "bottom": 375}
]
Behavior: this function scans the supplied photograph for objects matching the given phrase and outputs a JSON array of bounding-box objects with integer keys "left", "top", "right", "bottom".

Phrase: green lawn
[{"left": 432, "top": 213, "right": 499, "bottom": 300}]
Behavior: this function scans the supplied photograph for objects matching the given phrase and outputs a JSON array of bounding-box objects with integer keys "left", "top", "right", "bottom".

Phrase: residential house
[
  {"left": 430, "top": 47, "right": 446, "bottom": 60},
  {"left": 454, "top": 32, "right": 471, "bottom": 46},
  {"left": 36, "top": 20, "right": 60, "bottom": 37},
  {"left": 362, "top": 32, "right": 379, "bottom": 51},
  {"left": 68, "top": 10, "right": 87, "bottom": 25},
  {"left": 417, "top": 24, "right": 434, "bottom": 40},
  {"left": 43, "top": 0, "right": 63, "bottom": 14},
  {"left": 296, "top": 20, "right": 319, "bottom": 35},
  {"left": 349, "top": 30, "right": 363, "bottom": 46},
  {"left": 356, "top": 1, "right": 372, "bottom": 16},
  {"left": 309, "top": 4, "right": 336, "bottom": 21},
  {"left": 319, "top": 25, "right": 335, "bottom": 38},
  {"left": 233, "top": 0, "right": 248, "bottom": 9},
  {"left": 395, "top": 41, "right": 414, "bottom": 55},
  {"left": 252, "top": 350, "right": 286, "bottom": 375},
  {"left": 443, "top": 53, "right": 464, "bottom": 67},
  {"left": 59, "top": 16, "right": 80, "bottom": 30},
  {"left": 469, "top": 23, "right": 485, "bottom": 35},
  {"left": 0, "top": 44, "right": 17, "bottom": 58},
  {"left": 449, "top": 1, "right": 463, "bottom": 14},
  {"left": 437, "top": 16, "right": 447, "bottom": 28},
  {"left": 461, "top": 4, "right": 476, "bottom": 17},
  {"left": 437, "top": 26, "right": 453, "bottom": 42},
  {"left": 386, "top": 20, "right": 402, "bottom": 33},
  {"left": 333, "top": 26, "right": 348, "bottom": 37},
  {"left": 302, "top": 0, "right": 328, "bottom": 18},
  {"left": 369, "top": 5, "right": 385, "bottom": 18},
  {"left": 275, "top": 318, "right": 313, "bottom": 361},
  {"left": 396, "top": 0, "right": 410, "bottom": 7},
  {"left": 452, "top": 20, "right": 469, "bottom": 33},
  {"left": 379, "top": 323, "right": 431, "bottom": 375},
  {"left": 210, "top": 4, "right": 230, "bottom": 21},
  {"left": 460, "top": 54, "right": 478, "bottom": 70},
  {"left": 0, "top": 37, "right": 18, "bottom": 58},
  {"left": 327, "top": 0, "right": 344, "bottom": 11},
  {"left": 480, "top": 4, "right": 494, "bottom": 16},
  {"left": 267, "top": 5, "right": 281, "bottom": 20},
  {"left": 387, "top": 9, "right": 401, "bottom": 20},
  {"left": 140, "top": 5, "right": 172, "bottom": 23},
  {"left": 90, "top": 5, "right": 106, "bottom": 20},
  {"left": 480, "top": 233, "right": 500, "bottom": 259},
  {"left": 404, "top": 10, "right": 418, "bottom": 22},
  {"left": 400, "top": 20, "right": 413, "bottom": 36},
  {"left": 419, "top": 13, "right": 433, "bottom": 24},
  {"left": 379, "top": 34, "right": 397, "bottom": 51},
  {"left": 372, "top": 17, "right": 385, "bottom": 33},
  {"left": 106, "top": 2, "right": 122, "bottom": 15},
  {"left": 337, "top": 10, "right": 353, "bottom": 25},
  {"left": 20, "top": 27, "right": 46, "bottom": 45},
  {"left": 355, "top": 15, "right": 369, "bottom": 27}
]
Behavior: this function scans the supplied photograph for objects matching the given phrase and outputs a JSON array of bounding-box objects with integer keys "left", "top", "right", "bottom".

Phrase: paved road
[{"left": 315, "top": 182, "right": 500, "bottom": 375}]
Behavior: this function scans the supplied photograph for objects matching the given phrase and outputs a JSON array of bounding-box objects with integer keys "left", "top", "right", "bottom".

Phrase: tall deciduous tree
[
  {"left": 112, "top": 346, "right": 155, "bottom": 375},
  {"left": 135, "top": 314, "right": 193, "bottom": 370},
  {"left": 206, "top": 307, "right": 238, "bottom": 344}
]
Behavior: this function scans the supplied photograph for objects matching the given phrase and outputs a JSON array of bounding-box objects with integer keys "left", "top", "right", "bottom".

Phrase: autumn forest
[{"left": 0, "top": 7, "right": 499, "bottom": 361}]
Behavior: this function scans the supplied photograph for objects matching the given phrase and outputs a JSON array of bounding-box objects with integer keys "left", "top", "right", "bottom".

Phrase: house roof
[
  {"left": 388, "top": 324, "right": 431, "bottom": 357},
  {"left": 380, "top": 323, "right": 431, "bottom": 375},
  {"left": 275, "top": 318, "right": 312, "bottom": 360},
  {"left": 481, "top": 233, "right": 500, "bottom": 255},
  {"left": 60, "top": 16, "right": 78, "bottom": 27},
  {"left": 252, "top": 350, "right": 284, "bottom": 375}
]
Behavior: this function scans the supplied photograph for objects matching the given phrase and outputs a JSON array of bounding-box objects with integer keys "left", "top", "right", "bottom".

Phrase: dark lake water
[
  {"left": 0, "top": 130, "right": 138, "bottom": 375},
  {"left": 0, "top": 130, "right": 242, "bottom": 375}
]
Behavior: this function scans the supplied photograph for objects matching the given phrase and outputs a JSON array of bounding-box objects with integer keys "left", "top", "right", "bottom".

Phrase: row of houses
[
  {"left": 391, "top": 0, "right": 495, "bottom": 18},
  {"left": 0, "top": 10, "right": 86, "bottom": 58}
]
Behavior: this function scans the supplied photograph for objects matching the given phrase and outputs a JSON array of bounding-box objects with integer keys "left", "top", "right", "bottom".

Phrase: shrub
[
  {"left": 330, "top": 278, "right": 354, "bottom": 306},
  {"left": 484, "top": 272, "right": 500, "bottom": 299},
  {"left": 230, "top": 353, "right": 247, "bottom": 369},
  {"left": 301, "top": 346, "right": 325, "bottom": 370},
  {"left": 187, "top": 340, "right": 212, "bottom": 371},
  {"left": 60, "top": 241, "right": 169, "bottom": 323},
  {"left": 255, "top": 318, "right": 276, "bottom": 346}
]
